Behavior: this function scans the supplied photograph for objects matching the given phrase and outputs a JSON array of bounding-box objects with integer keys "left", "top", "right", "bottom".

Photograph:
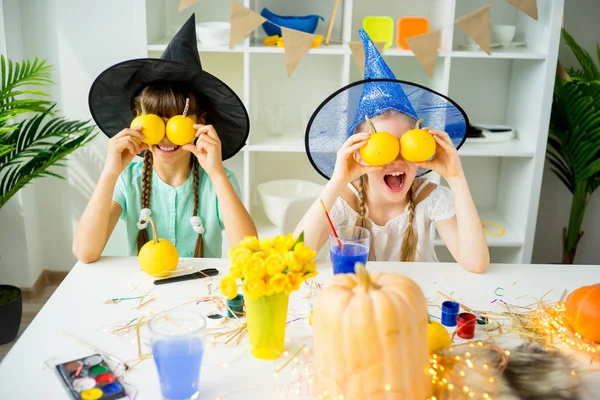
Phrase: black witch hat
[{"left": 88, "top": 14, "right": 249, "bottom": 160}]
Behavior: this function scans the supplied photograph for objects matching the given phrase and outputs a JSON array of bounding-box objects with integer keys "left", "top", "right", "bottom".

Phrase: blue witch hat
[
  {"left": 348, "top": 29, "right": 419, "bottom": 133},
  {"left": 304, "top": 29, "right": 469, "bottom": 180}
]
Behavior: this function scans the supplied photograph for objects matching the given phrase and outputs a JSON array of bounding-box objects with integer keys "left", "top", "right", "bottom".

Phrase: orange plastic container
[{"left": 397, "top": 17, "right": 430, "bottom": 49}]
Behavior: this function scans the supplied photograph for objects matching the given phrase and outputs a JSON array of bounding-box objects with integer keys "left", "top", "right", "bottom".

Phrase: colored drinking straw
[{"left": 320, "top": 199, "right": 343, "bottom": 250}]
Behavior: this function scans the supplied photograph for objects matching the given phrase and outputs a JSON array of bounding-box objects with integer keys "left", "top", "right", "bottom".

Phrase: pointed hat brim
[
  {"left": 305, "top": 78, "right": 469, "bottom": 180},
  {"left": 88, "top": 14, "right": 249, "bottom": 161}
]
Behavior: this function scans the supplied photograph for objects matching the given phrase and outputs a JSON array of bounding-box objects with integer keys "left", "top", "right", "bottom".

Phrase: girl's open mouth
[
  {"left": 156, "top": 144, "right": 180, "bottom": 153},
  {"left": 383, "top": 171, "right": 406, "bottom": 192}
]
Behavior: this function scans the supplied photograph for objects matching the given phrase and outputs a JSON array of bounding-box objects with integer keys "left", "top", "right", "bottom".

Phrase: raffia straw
[
  {"left": 275, "top": 345, "right": 307, "bottom": 374},
  {"left": 224, "top": 324, "right": 247, "bottom": 345},
  {"left": 112, "top": 318, "right": 149, "bottom": 334},
  {"left": 437, "top": 291, "right": 477, "bottom": 314},
  {"left": 135, "top": 297, "right": 156, "bottom": 309},
  {"left": 60, "top": 332, "right": 130, "bottom": 370},
  {"left": 136, "top": 325, "right": 142, "bottom": 360}
]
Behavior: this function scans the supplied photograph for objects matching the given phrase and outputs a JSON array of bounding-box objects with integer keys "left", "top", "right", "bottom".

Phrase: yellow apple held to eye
[
  {"left": 358, "top": 116, "right": 400, "bottom": 166},
  {"left": 359, "top": 131, "right": 400, "bottom": 166},
  {"left": 166, "top": 115, "right": 197, "bottom": 145},
  {"left": 400, "top": 118, "right": 436, "bottom": 163},
  {"left": 130, "top": 114, "right": 165, "bottom": 145},
  {"left": 137, "top": 215, "right": 179, "bottom": 277}
]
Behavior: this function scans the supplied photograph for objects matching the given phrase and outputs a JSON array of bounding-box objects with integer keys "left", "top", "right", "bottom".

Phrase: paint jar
[
  {"left": 456, "top": 312, "right": 477, "bottom": 339},
  {"left": 206, "top": 311, "right": 226, "bottom": 328},
  {"left": 227, "top": 294, "right": 245, "bottom": 318},
  {"left": 441, "top": 301, "right": 460, "bottom": 327}
]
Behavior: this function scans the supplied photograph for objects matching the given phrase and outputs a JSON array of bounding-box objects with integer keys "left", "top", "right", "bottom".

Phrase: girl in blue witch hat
[
  {"left": 73, "top": 14, "right": 257, "bottom": 262},
  {"left": 296, "top": 29, "right": 488, "bottom": 273}
]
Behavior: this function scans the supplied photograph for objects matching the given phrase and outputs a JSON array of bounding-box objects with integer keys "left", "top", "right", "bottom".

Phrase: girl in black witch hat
[{"left": 73, "top": 14, "right": 256, "bottom": 262}]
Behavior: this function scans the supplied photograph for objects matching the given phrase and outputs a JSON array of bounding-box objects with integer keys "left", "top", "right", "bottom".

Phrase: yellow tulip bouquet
[{"left": 219, "top": 233, "right": 318, "bottom": 301}]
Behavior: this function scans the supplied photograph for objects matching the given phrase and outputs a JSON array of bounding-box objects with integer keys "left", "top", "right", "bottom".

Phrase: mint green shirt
[{"left": 112, "top": 160, "right": 241, "bottom": 258}]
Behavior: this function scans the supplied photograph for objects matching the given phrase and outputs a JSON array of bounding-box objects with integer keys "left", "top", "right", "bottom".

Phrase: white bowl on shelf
[
  {"left": 257, "top": 179, "right": 325, "bottom": 227},
  {"left": 195, "top": 22, "right": 231, "bottom": 46},
  {"left": 492, "top": 24, "right": 516, "bottom": 44}
]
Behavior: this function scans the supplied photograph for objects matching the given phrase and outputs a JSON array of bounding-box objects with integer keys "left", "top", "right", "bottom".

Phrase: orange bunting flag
[
  {"left": 229, "top": 0, "right": 266, "bottom": 48},
  {"left": 349, "top": 41, "right": 386, "bottom": 75},
  {"left": 405, "top": 30, "right": 441, "bottom": 77},
  {"left": 281, "top": 27, "right": 316, "bottom": 77},
  {"left": 179, "top": 0, "right": 198, "bottom": 12},
  {"left": 505, "top": 0, "right": 538, "bottom": 20},
  {"left": 455, "top": 5, "right": 491, "bottom": 55}
]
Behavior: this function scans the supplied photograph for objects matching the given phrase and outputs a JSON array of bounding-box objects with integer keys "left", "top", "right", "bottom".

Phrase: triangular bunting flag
[
  {"left": 405, "top": 30, "right": 441, "bottom": 77},
  {"left": 556, "top": 60, "right": 570, "bottom": 81},
  {"left": 281, "top": 27, "right": 315, "bottom": 77},
  {"left": 349, "top": 41, "right": 386, "bottom": 75},
  {"left": 455, "top": 5, "right": 491, "bottom": 55},
  {"left": 229, "top": 1, "right": 266, "bottom": 48},
  {"left": 505, "top": 0, "right": 538, "bottom": 20},
  {"left": 179, "top": 0, "right": 198, "bottom": 12}
]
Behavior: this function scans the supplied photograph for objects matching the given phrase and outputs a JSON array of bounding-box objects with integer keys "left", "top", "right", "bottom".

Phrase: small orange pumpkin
[
  {"left": 565, "top": 284, "right": 600, "bottom": 343},
  {"left": 312, "top": 263, "right": 432, "bottom": 399}
]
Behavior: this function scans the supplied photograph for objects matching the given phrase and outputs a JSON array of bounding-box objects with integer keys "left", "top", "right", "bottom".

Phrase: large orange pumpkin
[
  {"left": 312, "top": 263, "right": 432, "bottom": 399},
  {"left": 565, "top": 283, "right": 600, "bottom": 343}
]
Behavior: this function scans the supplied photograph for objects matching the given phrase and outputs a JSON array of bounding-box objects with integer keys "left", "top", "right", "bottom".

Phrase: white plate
[
  {"left": 499, "top": 41, "right": 526, "bottom": 48},
  {"left": 457, "top": 43, "right": 501, "bottom": 50},
  {"left": 457, "top": 42, "right": 527, "bottom": 51},
  {"left": 468, "top": 123, "right": 515, "bottom": 143}
]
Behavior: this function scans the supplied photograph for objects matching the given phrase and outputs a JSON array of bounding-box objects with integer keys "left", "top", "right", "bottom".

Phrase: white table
[{"left": 1, "top": 257, "right": 599, "bottom": 399}]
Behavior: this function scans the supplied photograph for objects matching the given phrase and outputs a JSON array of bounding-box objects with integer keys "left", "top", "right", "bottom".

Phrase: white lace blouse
[{"left": 329, "top": 181, "right": 456, "bottom": 262}]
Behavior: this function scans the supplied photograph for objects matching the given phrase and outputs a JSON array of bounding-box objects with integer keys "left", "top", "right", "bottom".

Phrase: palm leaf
[
  {"left": 546, "top": 149, "right": 574, "bottom": 193},
  {"left": 0, "top": 110, "right": 97, "bottom": 209},
  {"left": 549, "top": 79, "right": 600, "bottom": 183},
  {"left": 0, "top": 55, "right": 54, "bottom": 131},
  {"left": 0, "top": 144, "right": 14, "bottom": 158},
  {"left": 561, "top": 28, "right": 600, "bottom": 81},
  {"left": 550, "top": 30, "right": 600, "bottom": 262},
  {"left": 0, "top": 55, "right": 98, "bottom": 211}
]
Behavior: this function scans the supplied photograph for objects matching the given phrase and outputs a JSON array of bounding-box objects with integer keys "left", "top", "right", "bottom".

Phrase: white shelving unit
[{"left": 140, "top": 0, "right": 564, "bottom": 264}]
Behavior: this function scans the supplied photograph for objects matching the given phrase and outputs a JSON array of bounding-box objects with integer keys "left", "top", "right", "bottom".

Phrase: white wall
[
  {"left": 0, "top": 0, "right": 146, "bottom": 286},
  {"left": 531, "top": 0, "right": 600, "bottom": 265},
  {"left": 0, "top": 0, "right": 38, "bottom": 287}
]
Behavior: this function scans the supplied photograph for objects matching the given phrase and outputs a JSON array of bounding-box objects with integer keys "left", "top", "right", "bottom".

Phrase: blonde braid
[
  {"left": 357, "top": 176, "right": 368, "bottom": 228},
  {"left": 192, "top": 157, "right": 203, "bottom": 258},
  {"left": 400, "top": 185, "right": 417, "bottom": 262},
  {"left": 136, "top": 150, "right": 153, "bottom": 253},
  {"left": 356, "top": 175, "right": 376, "bottom": 261}
]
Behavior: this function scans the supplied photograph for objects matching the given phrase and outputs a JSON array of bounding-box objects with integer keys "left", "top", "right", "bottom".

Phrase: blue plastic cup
[
  {"left": 149, "top": 309, "right": 207, "bottom": 400},
  {"left": 329, "top": 225, "right": 371, "bottom": 274},
  {"left": 441, "top": 301, "right": 460, "bottom": 327}
]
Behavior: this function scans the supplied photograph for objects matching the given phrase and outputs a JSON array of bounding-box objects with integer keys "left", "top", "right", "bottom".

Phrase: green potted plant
[
  {"left": 546, "top": 29, "right": 600, "bottom": 264},
  {"left": 0, "top": 55, "right": 97, "bottom": 344}
]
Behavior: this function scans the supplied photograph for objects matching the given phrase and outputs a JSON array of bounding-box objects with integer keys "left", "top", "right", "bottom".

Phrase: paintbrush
[{"left": 60, "top": 331, "right": 130, "bottom": 370}]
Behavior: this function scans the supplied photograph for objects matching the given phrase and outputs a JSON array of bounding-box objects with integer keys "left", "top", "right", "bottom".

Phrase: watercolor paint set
[{"left": 55, "top": 354, "right": 126, "bottom": 399}]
